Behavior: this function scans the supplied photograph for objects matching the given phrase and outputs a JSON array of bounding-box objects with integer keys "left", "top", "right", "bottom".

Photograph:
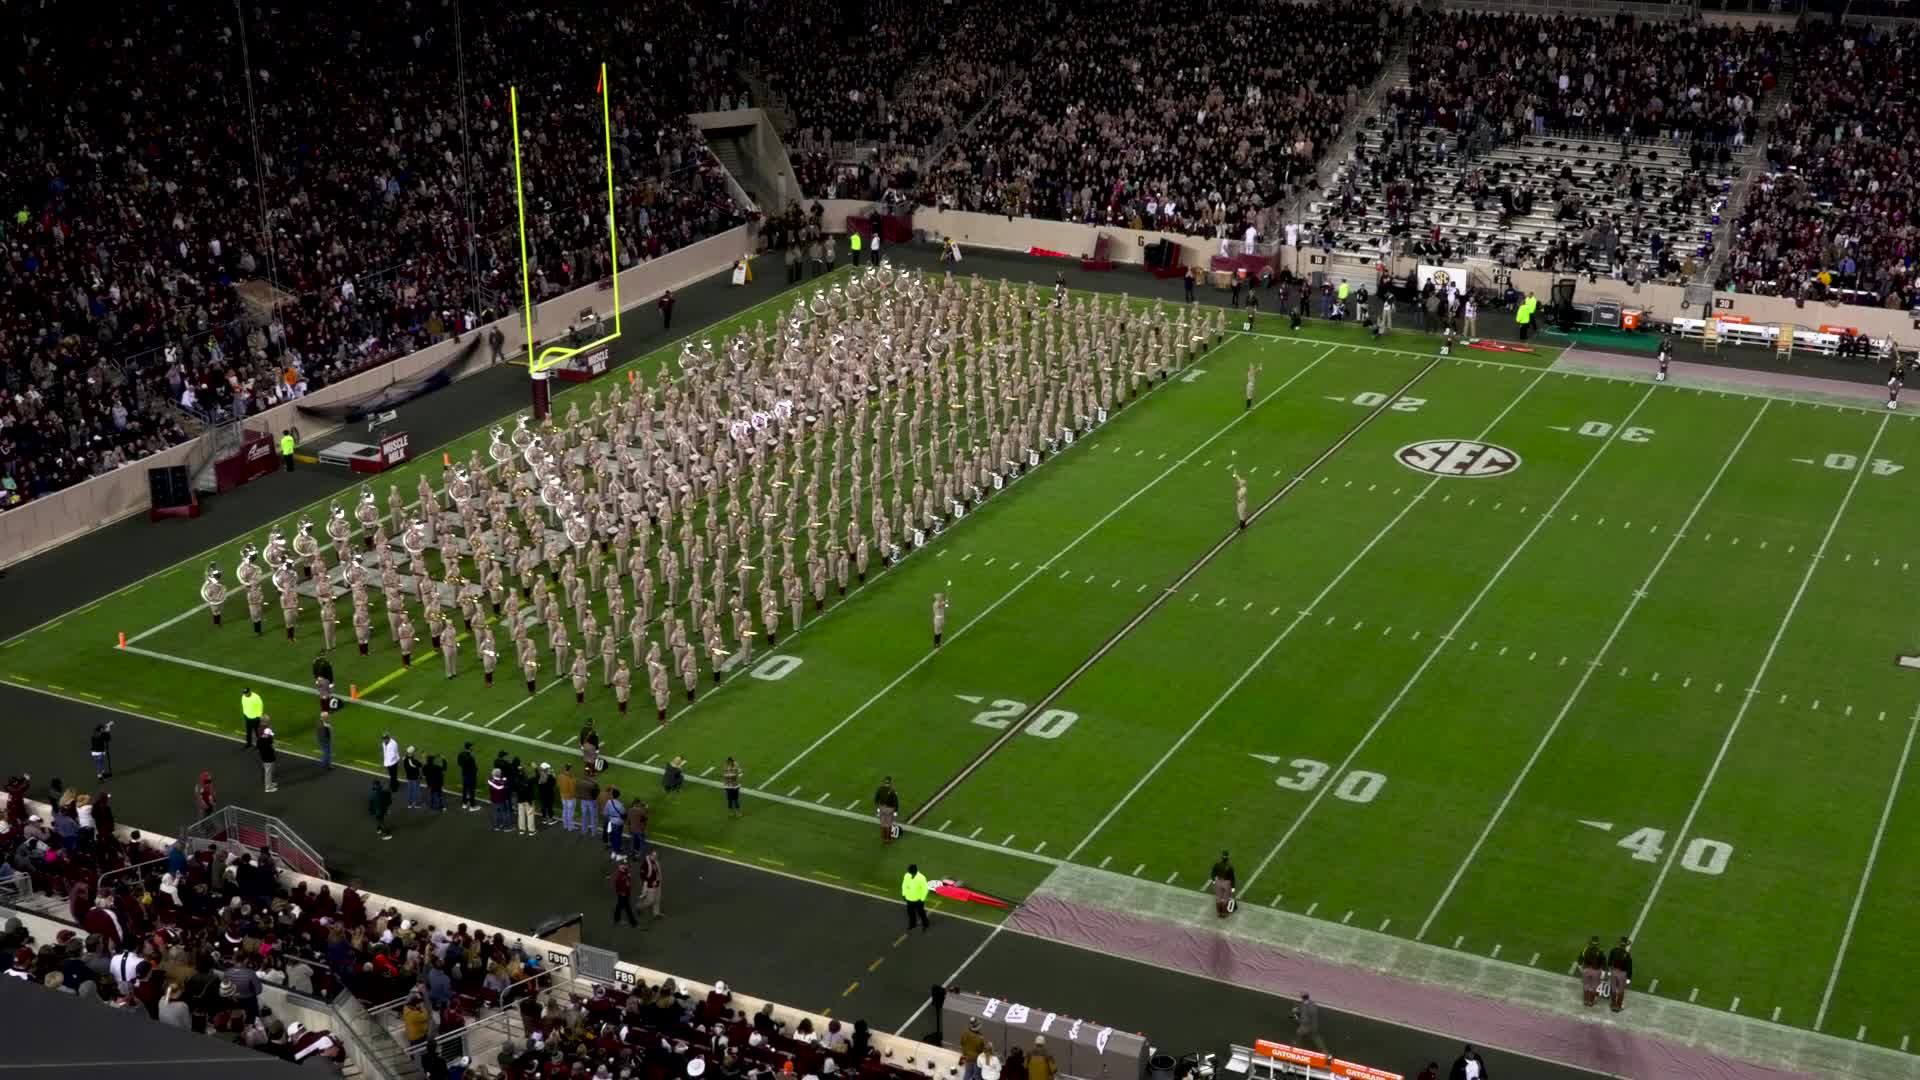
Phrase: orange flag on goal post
[{"left": 595, "top": 69, "right": 603, "bottom": 96}]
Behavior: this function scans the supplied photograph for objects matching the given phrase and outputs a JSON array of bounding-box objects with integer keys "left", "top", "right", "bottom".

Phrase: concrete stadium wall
[{"left": 0, "top": 227, "right": 754, "bottom": 571}]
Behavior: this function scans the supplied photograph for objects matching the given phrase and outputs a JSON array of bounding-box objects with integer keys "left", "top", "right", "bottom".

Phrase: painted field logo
[{"left": 1396, "top": 439, "right": 1521, "bottom": 478}]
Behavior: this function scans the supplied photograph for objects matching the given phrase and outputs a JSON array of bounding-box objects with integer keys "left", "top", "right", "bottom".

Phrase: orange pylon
[
  {"left": 350, "top": 683, "right": 360, "bottom": 700},
  {"left": 116, "top": 631, "right": 126, "bottom": 648}
]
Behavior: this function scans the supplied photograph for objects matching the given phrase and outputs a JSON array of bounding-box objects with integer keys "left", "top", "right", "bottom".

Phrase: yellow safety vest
[
  {"left": 850, "top": 232, "right": 863, "bottom": 253},
  {"left": 279, "top": 434, "right": 295, "bottom": 456},
  {"left": 1336, "top": 283, "right": 1350, "bottom": 301},
  {"left": 901, "top": 872, "right": 929, "bottom": 902},
  {"left": 241, "top": 692, "right": 264, "bottom": 719}
]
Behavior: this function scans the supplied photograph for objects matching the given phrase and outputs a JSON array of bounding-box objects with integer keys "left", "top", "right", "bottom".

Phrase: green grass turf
[{"left": 11, "top": 283, "right": 1920, "bottom": 1055}]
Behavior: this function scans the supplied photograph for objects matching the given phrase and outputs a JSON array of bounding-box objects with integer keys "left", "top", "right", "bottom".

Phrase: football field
[{"left": 9, "top": 271, "right": 1920, "bottom": 1060}]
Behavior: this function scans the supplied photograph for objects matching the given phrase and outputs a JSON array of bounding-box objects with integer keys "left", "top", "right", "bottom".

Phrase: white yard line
[
  {"left": 1066, "top": 363, "right": 1549, "bottom": 861},
  {"left": 1246, "top": 381, "right": 1661, "bottom": 891},
  {"left": 1629, "top": 413, "right": 1892, "bottom": 941},
  {"left": 1416, "top": 399, "right": 1771, "bottom": 940},
  {"left": 1813, "top": 704, "right": 1919, "bottom": 1031},
  {"left": 762, "top": 347, "right": 1336, "bottom": 789}
]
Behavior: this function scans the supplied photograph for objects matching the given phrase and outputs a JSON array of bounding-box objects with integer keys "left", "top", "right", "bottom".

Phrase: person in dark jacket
[
  {"left": 402, "top": 748, "right": 424, "bottom": 808},
  {"left": 257, "top": 722, "right": 278, "bottom": 793},
  {"left": 1448, "top": 1045, "right": 1488, "bottom": 1080},
  {"left": 369, "top": 781, "right": 393, "bottom": 840},
  {"left": 457, "top": 744, "right": 479, "bottom": 810},
  {"left": 536, "top": 764, "right": 558, "bottom": 824},
  {"left": 423, "top": 755, "right": 447, "bottom": 812}
]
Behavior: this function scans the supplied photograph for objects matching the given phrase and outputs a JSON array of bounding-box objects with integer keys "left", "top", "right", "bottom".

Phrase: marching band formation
[{"left": 198, "top": 266, "right": 1226, "bottom": 725}]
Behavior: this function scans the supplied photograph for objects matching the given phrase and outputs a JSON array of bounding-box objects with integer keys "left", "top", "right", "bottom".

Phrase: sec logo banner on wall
[{"left": 1396, "top": 439, "right": 1520, "bottom": 478}]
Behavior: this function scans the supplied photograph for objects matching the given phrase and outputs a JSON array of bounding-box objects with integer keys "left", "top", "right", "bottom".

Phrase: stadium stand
[
  {"left": 1, "top": 780, "right": 959, "bottom": 1080},
  {"left": 1728, "top": 24, "right": 1919, "bottom": 302},
  {"left": 1308, "top": 11, "right": 1792, "bottom": 279},
  {"left": 917, "top": 0, "right": 1391, "bottom": 232},
  {"left": 0, "top": 2, "right": 747, "bottom": 511}
]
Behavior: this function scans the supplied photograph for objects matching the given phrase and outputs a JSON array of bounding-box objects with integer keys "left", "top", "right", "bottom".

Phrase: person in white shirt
[{"left": 380, "top": 733, "right": 401, "bottom": 788}]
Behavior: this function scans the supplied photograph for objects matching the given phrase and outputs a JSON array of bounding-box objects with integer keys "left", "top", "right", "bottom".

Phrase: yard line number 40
[{"left": 1617, "top": 826, "right": 1733, "bottom": 875}]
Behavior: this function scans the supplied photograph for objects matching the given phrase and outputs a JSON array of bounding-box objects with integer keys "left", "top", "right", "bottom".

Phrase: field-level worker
[
  {"left": 257, "top": 720, "right": 278, "bottom": 793},
  {"left": 1578, "top": 935, "right": 1606, "bottom": 1007},
  {"left": 875, "top": 776, "right": 901, "bottom": 843},
  {"left": 1516, "top": 292, "right": 1536, "bottom": 341},
  {"left": 280, "top": 428, "right": 296, "bottom": 472},
  {"left": 240, "top": 688, "right": 265, "bottom": 748},
  {"left": 1607, "top": 937, "right": 1633, "bottom": 1012},
  {"left": 849, "top": 230, "right": 863, "bottom": 262},
  {"left": 1335, "top": 278, "right": 1350, "bottom": 318},
  {"left": 1293, "top": 993, "right": 1327, "bottom": 1054},
  {"left": 901, "top": 863, "right": 931, "bottom": 932}
]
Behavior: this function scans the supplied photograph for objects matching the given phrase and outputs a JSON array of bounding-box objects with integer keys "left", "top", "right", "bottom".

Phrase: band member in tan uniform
[
  {"left": 202, "top": 566, "right": 228, "bottom": 627},
  {"left": 439, "top": 622, "right": 459, "bottom": 679},
  {"left": 571, "top": 653, "right": 591, "bottom": 704},
  {"left": 612, "top": 659, "right": 632, "bottom": 715},
  {"left": 1231, "top": 468, "right": 1249, "bottom": 530},
  {"left": 932, "top": 590, "right": 949, "bottom": 647}
]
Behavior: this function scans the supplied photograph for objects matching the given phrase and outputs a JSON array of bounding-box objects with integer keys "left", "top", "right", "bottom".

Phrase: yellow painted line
[
  {"left": 159, "top": 711, "right": 180, "bottom": 719},
  {"left": 80, "top": 691, "right": 103, "bottom": 701},
  {"left": 76, "top": 603, "right": 99, "bottom": 616},
  {"left": 195, "top": 720, "right": 219, "bottom": 729},
  {"left": 354, "top": 759, "right": 381, "bottom": 769},
  {"left": 46, "top": 683, "right": 64, "bottom": 691},
  {"left": 757, "top": 856, "right": 787, "bottom": 868},
  {"left": 892, "top": 933, "right": 909, "bottom": 948},
  {"left": 816, "top": 870, "right": 842, "bottom": 880},
  {"left": 820, "top": 1008, "right": 833, "bottom": 1018},
  {"left": 841, "top": 981, "right": 859, "bottom": 997},
  {"left": 867, "top": 957, "right": 884, "bottom": 973},
  {"left": 860, "top": 881, "right": 891, "bottom": 895},
  {"left": 117, "top": 701, "right": 140, "bottom": 710},
  {"left": 360, "top": 663, "right": 412, "bottom": 696},
  {"left": 654, "top": 831, "right": 679, "bottom": 840},
  {"left": 42, "top": 622, "right": 62, "bottom": 633},
  {"left": 6, "top": 673, "right": 30, "bottom": 683},
  {"left": 3, "top": 639, "right": 21, "bottom": 648},
  {"left": 703, "top": 844, "right": 734, "bottom": 855}
]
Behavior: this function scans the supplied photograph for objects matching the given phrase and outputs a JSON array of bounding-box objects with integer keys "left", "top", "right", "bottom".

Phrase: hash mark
[
  {"left": 1215, "top": 598, "right": 1226, "bottom": 608},
  {"left": 1271, "top": 893, "right": 1284, "bottom": 906},
  {"left": 1098, "top": 855, "right": 1111, "bottom": 869},
  {"left": 816, "top": 792, "right": 833, "bottom": 804},
  {"left": 1305, "top": 902, "right": 1319, "bottom": 917},
  {"left": 1354, "top": 620, "right": 1366, "bottom": 631},
  {"left": 961, "top": 552, "right": 974, "bottom": 562},
  {"left": 939, "top": 820, "right": 952, "bottom": 832},
  {"left": 1469, "top": 641, "right": 1479, "bottom": 651},
  {"left": 1165, "top": 871, "right": 1179, "bottom": 884},
  {"left": 1528, "top": 952, "right": 1540, "bottom": 967},
  {"left": 1715, "top": 682, "right": 1724, "bottom": 694},
  {"left": 1002, "top": 834, "right": 1017, "bottom": 846},
  {"left": 1772, "top": 1007, "right": 1782, "bottom": 1023},
  {"left": 1132, "top": 864, "right": 1145, "bottom": 876},
  {"left": 1084, "top": 573, "right": 1096, "bottom": 584},
  {"left": 1730, "top": 997, "right": 1741, "bottom": 1014},
  {"left": 1380, "top": 918, "right": 1392, "bottom": 932},
  {"left": 1112, "top": 579, "right": 1122, "bottom": 589},
  {"left": 1325, "top": 614, "right": 1337, "bottom": 626},
  {"left": 1857, "top": 1026, "right": 1868, "bottom": 1041},
  {"left": 1689, "top": 988, "right": 1700, "bottom": 1003},
  {"left": 1452, "top": 936, "right": 1465, "bottom": 949},
  {"left": 970, "top": 827, "right": 983, "bottom": 839},
  {"left": 1498, "top": 646, "right": 1508, "bottom": 656},
  {"left": 786, "top": 785, "right": 802, "bottom": 797},
  {"left": 1243, "top": 601, "right": 1253, "bottom": 611},
  {"left": 1559, "top": 656, "right": 1568, "bottom": 667},
  {"left": 1341, "top": 911, "right": 1354, "bottom": 925},
  {"left": 1410, "top": 630, "right": 1422, "bottom": 642},
  {"left": 1528, "top": 652, "right": 1537, "bottom": 661},
  {"left": 1491, "top": 945, "right": 1502, "bottom": 958},
  {"left": 1269, "top": 607, "right": 1280, "bottom": 615},
  {"left": 846, "top": 799, "right": 860, "bottom": 810},
  {"left": 1009, "top": 562, "right": 1022, "bottom": 571}
]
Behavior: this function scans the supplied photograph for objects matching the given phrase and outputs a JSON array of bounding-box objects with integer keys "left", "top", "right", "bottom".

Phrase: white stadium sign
[{"left": 1396, "top": 439, "right": 1521, "bottom": 478}]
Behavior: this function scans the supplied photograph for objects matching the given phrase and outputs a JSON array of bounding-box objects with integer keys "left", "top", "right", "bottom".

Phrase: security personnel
[
  {"left": 849, "top": 229, "right": 863, "bottom": 264},
  {"left": 1335, "top": 278, "right": 1350, "bottom": 320},
  {"left": 240, "top": 688, "right": 266, "bottom": 748},
  {"left": 1607, "top": 937, "right": 1634, "bottom": 1012},
  {"left": 1516, "top": 291, "right": 1537, "bottom": 341},
  {"left": 901, "top": 863, "right": 931, "bottom": 932},
  {"left": 279, "top": 428, "right": 296, "bottom": 472}
]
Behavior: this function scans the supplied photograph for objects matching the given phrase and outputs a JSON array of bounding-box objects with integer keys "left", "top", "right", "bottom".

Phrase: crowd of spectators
[
  {"left": 1395, "top": 11, "right": 1790, "bottom": 148},
  {"left": 1, "top": 769, "right": 940, "bottom": 1080},
  {"left": 918, "top": 0, "right": 1390, "bottom": 236},
  {"left": 1727, "top": 25, "right": 1920, "bottom": 302},
  {"left": 1, "top": 1, "right": 748, "bottom": 510}
]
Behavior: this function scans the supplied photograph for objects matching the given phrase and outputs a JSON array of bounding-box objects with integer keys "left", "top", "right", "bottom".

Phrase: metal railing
[
  {"left": 333, "top": 985, "right": 429, "bottom": 1080},
  {"left": 181, "top": 805, "right": 329, "bottom": 881}
]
